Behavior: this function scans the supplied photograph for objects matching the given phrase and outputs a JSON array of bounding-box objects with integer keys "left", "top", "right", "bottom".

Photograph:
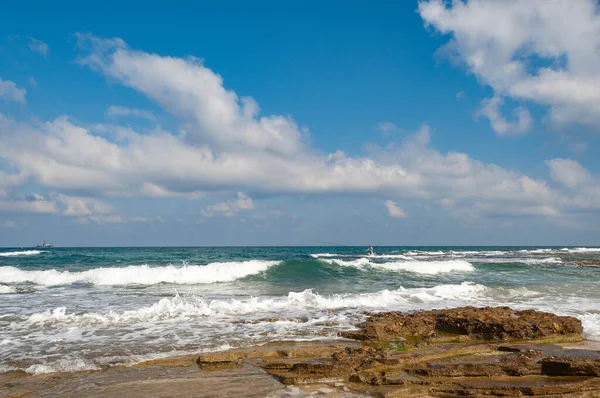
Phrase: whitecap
[
  {"left": 0, "top": 250, "right": 44, "bottom": 257},
  {"left": 0, "top": 284, "right": 16, "bottom": 294},
  {"left": 0, "top": 260, "right": 280, "bottom": 286}
]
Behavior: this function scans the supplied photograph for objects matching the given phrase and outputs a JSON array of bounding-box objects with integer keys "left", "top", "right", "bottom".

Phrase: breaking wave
[
  {"left": 0, "top": 250, "right": 44, "bottom": 257},
  {"left": 320, "top": 258, "right": 474, "bottom": 274},
  {"left": 18, "top": 282, "right": 487, "bottom": 328},
  {"left": 0, "top": 260, "right": 280, "bottom": 286},
  {"left": 0, "top": 285, "right": 16, "bottom": 294},
  {"left": 580, "top": 313, "right": 600, "bottom": 341},
  {"left": 561, "top": 247, "right": 600, "bottom": 253}
]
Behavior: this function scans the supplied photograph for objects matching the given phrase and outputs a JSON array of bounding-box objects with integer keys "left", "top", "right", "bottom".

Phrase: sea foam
[
  {"left": 0, "top": 250, "right": 44, "bottom": 257},
  {"left": 561, "top": 247, "right": 600, "bottom": 253},
  {"left": 19, "top": 282, "right": 487, "bottom": 328},
  {"left": 0, "top": 260, "right": 280, "bottom": 286},
  {"left": 0, "top": 285, "right": 16, "bottom": 294},
  {"left": 320, "top": 258, "right": 474, "bottom": 274}
]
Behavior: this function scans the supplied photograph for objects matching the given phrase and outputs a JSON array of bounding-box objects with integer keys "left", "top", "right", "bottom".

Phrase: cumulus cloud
[
  {"left": 201, "top": 192, "right": 254, "bottom": 217},
  {"left": 0, "top": 34, "right": 598, "bottom": 225},
  {"left": 0, "top": 191, "right": 112, "bottom": 216},
  {"left": 476, "top": 96, "right": 533, "bottom": 136},
  {"left": 0, "top": 78, "right": 26, "bottom": 103},
  {"left": 546, "top": 158, "right": 591, "bottom": 188},
  {"left": 419, "top": 0, "right": 600, "bottom": 129},
  {"left": 384, "top": 200, "right": 407, "bottom": 218},
  {"left": 28, "top": 37, "right": 48, "bottom": 57},
  {"left": 75, "top": 33, "right": 304, "bottom": 155},
  {"left": 107, "top": 105, "right": 156, "bottom": 121}
]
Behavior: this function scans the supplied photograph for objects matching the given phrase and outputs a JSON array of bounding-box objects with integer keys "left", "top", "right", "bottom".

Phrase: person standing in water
[{"left": 367, "top": 245, "right": 374, "bottom": 256}]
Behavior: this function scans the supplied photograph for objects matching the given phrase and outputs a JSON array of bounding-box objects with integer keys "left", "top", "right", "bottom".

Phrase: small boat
[{"left": 35, "top": 240, "right": 54, "bottom": 248}]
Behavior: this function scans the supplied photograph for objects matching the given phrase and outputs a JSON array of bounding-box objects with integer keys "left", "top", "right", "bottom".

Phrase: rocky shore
[{"left": 2, "top": 306, "right": 600, "bottom": 397}]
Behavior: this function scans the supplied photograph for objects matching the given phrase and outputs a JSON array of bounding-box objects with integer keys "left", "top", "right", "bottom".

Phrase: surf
[{"left": 0, "top": 260, "right": 280, "bottom": 286}]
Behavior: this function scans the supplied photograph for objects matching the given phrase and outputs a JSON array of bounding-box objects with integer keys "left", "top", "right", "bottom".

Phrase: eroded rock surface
[
  {"left": 252, "top": 307, "right": 598, "bottom": 397},
  {"left": 342, "top": 306, "right": 583, "bottom": 345}
]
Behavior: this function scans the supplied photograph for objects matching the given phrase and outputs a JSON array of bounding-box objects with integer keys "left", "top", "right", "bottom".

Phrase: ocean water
[{"left": 1, "top": 246, "right": 600, "bottom": 375}]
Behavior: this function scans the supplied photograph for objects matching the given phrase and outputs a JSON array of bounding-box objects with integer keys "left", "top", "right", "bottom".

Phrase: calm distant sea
[{"left": 1, "top": 246, "right": 599, "bottom": 374}]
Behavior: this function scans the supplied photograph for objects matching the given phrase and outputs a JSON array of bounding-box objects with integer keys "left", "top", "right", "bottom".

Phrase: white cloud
[
  {"left": 456, "top": 91, "right": 465, "bottom": 99},
  {"left": 0, "top": 78, "right": 26, "bottom": 103},
  {"left": 28, "top": 37, "right": 48, "bottom": 57},
  {"left": 201, "top": 192, "right": 254, "bottom": 218},
  {"left": 0, "top": 191, "right": 114, "bottom": 216},
  {"left": 475, "top": 96, "right": 533, "bottom": 136},
  {"left": 2, "top": 220, "right": 16, "bottom": 228},
  {"left": 107, "top": 105, "right": 156, "bottom": 121},
  {"left": 1, "top": 34, "right": 599, "bottom": 225},
  {"left": 419, "top": 0, "right": 600, "bottom": 129},
  {"left": 384, "top": 200, "right": 407, "bottom": 218},
  {"left": 28, "top": 77, "right": 37, "bottom": 88},
  {"left": 377, "top": 121, "right": 402, "bottom": 135},
  {"left": 0, "top": 192, "right": 57, "bottom": 214},
  {"left": 75, "top": 214, "right": 149, "bottom": 224},
  {"left": 76, "top": 33, "right": 304, "bottom": 155},
  {"left": 546, "top": 158, "right": 591, "bottom": 188}
]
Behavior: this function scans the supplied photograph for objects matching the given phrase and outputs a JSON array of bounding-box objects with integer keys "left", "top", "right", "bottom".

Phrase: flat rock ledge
[{"left": 198, "top": 306, "right": 599, "bottom": 397}]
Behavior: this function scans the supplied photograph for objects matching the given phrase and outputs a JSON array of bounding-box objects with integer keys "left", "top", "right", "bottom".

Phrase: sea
[{"left": 1, "top": 246, "right": 600, "bottom": 375}]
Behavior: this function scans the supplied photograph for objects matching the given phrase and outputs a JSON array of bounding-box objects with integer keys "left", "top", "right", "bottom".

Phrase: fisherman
[{"left": 367, "top": 245, "right": 374, "bottom": 256}]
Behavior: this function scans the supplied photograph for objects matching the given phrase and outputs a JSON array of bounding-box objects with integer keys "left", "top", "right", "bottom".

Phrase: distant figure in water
[{"left": 367, "top": 245, "right": 374, "bottom": 256}]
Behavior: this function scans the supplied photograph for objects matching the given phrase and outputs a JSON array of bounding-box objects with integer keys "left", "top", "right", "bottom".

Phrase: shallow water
[{"left": 1, "top": 246, "right": 599, "bottom": 374}]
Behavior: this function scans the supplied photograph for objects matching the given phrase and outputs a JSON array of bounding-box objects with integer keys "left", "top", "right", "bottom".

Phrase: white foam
[
  {"left": 20, "top": 282, "right": 487, "bottom": 328},
  {"left": 580, "top": 314, "right": 600, "bottom": 341},
  {"left": 405, "top": 250, "right": 445, "bottom": 256},
  {"left": 320, "top": 258, "right": 474, "bottom": 274},
  {"left": 519, "top": 248, "right": 554, "bottom": 254},
  {"left": 0, "top": 260, "right": 280, "bottom": 286},
  {"left": 0, "top": 284, "right": 16, "bottom": 294},
  {"left": 0, "top": 250, "right": 44, "bottom": 257},
  {"left": 521, "top": 257, "right": 562, "bottom": 264},
  {"left": 372, "top": 260, "right": 474, "bottom": 274},
  {"left": 24, "top": 359, "right": 100, "bottom": 375},
  {"left": 470, "top": 257, "right": 562, "bottom": 265},
  {"left": 367, "top": 254, "right": 414, "bottom": 260},
  {"left": 561, "top": 247, "right": 600, "bottom": 253},
  {"left": 319, "top": 258, "right": 371, "bottom": 267}
]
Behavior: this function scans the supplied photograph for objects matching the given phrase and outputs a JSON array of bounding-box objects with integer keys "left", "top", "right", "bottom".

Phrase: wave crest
[
  {"left": 0, "top": 250, "right": 44, "bottom": 257},
  {"left": 320, "top": 258, "right": 474, "bottom": 274},
  {"left": 0, "top": 260, "right": 280, "bottom": 286},
  {"left": 19, "top": 282, "right": 487, "bottom": 328}
]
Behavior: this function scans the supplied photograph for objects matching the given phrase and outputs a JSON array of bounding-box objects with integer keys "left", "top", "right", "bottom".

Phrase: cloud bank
[{"left": 0, "top": 33, "right": 599, "bottom": 226}]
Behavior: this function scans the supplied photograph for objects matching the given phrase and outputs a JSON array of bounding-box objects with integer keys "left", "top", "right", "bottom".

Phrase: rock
[
  {"left": 196, "top": 351, "right": 245, "bottom": 365},
  {"left": 407, "top": 352, "right": 542, "bottom": 377},
  {"left": 541, "top": 352, "right": 600, "bottom": 376},
  {"left": 342, "top": 306, "right": 583, "bottom": 344}
]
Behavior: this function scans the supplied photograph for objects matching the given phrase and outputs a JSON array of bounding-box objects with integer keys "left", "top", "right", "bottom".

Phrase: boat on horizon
[{"left": 35, "top": 240, "right": 54, "bottom": 248}]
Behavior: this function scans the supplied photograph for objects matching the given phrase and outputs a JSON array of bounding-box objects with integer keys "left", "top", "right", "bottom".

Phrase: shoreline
[{"left": 3, "top": 306, "right": 600, "bottom": 397}]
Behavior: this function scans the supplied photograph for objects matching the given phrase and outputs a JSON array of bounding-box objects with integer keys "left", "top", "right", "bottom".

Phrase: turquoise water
[{"left": 1, "top": 246, "right": 599, "bottom": 374}]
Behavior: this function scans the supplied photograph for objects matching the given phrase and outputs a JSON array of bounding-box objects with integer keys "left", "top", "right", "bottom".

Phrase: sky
[{"left": 1, "top": 0, "right": 600, "bottom": 247}]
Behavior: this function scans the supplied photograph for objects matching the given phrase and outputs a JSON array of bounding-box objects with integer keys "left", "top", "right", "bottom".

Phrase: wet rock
[
  {"left": 542, "top": 355, "right": 600, "bottom": 376},
  {"left": 343, "top": 306, "right": 583, "bottom": 344},
  {"left": 196, "top": 351, "right": 245, "bottom": 365},
  {"left": 407, "top": 352, "right": 542, "bottom": 377}
]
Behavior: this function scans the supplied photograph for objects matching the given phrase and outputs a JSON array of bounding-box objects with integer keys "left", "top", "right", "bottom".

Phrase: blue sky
[{"left": 1, "top": 0, "right": 600, "bottom": 246}]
